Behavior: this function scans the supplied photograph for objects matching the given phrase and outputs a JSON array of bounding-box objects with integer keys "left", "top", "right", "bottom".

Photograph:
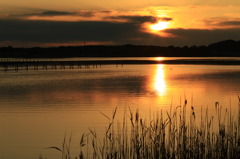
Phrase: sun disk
[{"left": 150, "top": 21, "right": 169, "bottom": 31}]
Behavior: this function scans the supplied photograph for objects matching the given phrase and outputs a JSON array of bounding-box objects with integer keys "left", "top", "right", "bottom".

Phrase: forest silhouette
[{"left": 1, "top": 40, "right": 240, "bottom": 58}]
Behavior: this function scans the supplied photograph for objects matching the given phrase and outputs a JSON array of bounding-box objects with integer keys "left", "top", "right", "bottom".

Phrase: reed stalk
[{"left": 48, "top": 99, "right": 240, "bottom": 159}]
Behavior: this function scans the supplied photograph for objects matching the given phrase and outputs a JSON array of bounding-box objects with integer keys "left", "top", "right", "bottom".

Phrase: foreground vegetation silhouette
[{"left": 44, "top": 99, "right": 240, "bottom": 159}]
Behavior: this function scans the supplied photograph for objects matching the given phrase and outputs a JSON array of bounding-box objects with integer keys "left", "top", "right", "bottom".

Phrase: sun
[{"left": 150, "top": 21, "right": 169, "bottom": 31}]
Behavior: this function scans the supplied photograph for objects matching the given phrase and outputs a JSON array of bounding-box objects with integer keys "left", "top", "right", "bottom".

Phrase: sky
[{"left": 1, "top": 0, "right": 240, "bottom": 47}]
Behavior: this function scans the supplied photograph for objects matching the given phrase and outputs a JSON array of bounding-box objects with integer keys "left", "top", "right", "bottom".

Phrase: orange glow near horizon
[{"left": 154, "top": 64, "right": 166, "bottom": 95}]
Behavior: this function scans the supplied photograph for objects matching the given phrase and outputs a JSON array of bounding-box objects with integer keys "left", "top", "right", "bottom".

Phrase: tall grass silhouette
[{"left": 49, "top": 98, "right": 240, "bottom": 159}]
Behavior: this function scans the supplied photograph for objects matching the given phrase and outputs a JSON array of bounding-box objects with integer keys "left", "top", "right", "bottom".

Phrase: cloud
[
  {"left": 39, "top": 10, "right": 96, "bottom": 17},
  {"left": 108, "top": 15, "right": 158, "bottom": 23},
  {"left": 216, "top": 20, "right": 240, "bottom": 26},
  {"left": 99, "top": 10, "right": 112, "bottom": 14},
  {"left": 108, "top": 16, "right": 173, "bottom": 23},
  {"left": 1, "top": 19, "right": 240, "bottom": 47},
  {"left": 0, "top": 19, "right": 146, "bottom": 43},
  {"left": 158, "top": 17, "right": 172, "bottom": 21},
  {"left": 203, "top": 18, "right": 240, "bottom": 28},
  {"left": 39, "top": 11, "right": 76, "bottom": 16},
  {"left": 163, "top": 28, "right": 240, "bottom": 45},
  {"left": 2, "top": 10, "right": 97, "bottom": 19},
  {"left": 77, "top": 11, "right": 96, "bottom": 17}
]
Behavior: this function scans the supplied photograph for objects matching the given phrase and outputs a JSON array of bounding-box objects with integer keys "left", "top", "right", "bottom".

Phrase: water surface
[{"left": 0, "top": 57, "right": 240, "bottom": 159}]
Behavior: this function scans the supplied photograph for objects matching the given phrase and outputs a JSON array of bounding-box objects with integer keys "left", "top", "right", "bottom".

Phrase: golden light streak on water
[{"left": 153, "top": 64, "right": 166, "bottom": 95}]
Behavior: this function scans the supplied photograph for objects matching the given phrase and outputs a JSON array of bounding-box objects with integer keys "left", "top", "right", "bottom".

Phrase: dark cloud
[
  {"left": 158, "top": 17, "right": 172, "bottom": 21},
  {"left": 77, "top": 11, "right": 95, "bottom": 17},
  {"left": 216, "top": 21, "right": 240, "bottom": 26},
  {"left": 108, "top": 15, "right": 158, "bottom": 23},
  {"left": 99, "top": 10, "right": 112, "bottom": 14},
  {"left": 4, "top": 10, "right": 96, "bottom": 18},
  {"left": 163, "top": 28, "right": 240, "bottom": 45},
  {"left": 1, "top": 19, "right": 240, "bottom": 47},
  {"left": 0, "top": 19, "right": 146, "bottom": 44},
  {"left": 39, "top": 10, "right": 95, "bottom": 17},
  {"left": 40, "top": 11, "right": 76, "bottom": 16},
  {"left": 204, "top": 19, "right": 240, "bottom": 27}
]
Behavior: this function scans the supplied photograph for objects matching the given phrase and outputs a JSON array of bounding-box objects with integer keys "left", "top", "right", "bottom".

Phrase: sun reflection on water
[{"left": 154, "top": 64, "right": 166, "bottom": 95}]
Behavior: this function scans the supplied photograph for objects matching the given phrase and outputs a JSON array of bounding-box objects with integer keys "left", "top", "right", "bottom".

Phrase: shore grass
[{"left": 48, "top": 99, "right": 240, "bottom": 159}]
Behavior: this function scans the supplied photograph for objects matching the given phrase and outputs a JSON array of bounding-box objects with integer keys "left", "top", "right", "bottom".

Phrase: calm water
[{"left": 0, "top": 57, "right": 240, "bottom": 159}]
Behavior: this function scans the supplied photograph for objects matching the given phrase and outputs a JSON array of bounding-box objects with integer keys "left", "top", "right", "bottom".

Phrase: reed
[{"left": 49, "top": 98, "right": 240, "bottom": 159}]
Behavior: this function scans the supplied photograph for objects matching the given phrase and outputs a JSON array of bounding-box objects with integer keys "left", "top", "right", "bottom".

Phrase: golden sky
[{"left": 1, "top": 0, "right": 240, "bottom": 47}]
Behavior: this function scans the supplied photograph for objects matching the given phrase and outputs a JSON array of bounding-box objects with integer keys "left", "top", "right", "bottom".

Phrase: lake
[{"left": 0, "top": 57, "right": 240, "bottom": 159}]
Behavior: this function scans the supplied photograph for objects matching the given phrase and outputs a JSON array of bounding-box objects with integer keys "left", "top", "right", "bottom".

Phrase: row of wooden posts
[{"left": 0, "top": 61, "right": 124, "bottom": 72}]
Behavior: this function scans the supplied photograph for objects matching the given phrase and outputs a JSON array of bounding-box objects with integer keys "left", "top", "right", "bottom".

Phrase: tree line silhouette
[{"left": 1, "top": 40, "right": 240, "bottom": 58}]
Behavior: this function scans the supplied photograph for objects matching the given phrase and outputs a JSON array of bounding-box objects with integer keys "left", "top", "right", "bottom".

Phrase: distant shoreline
[
  {"left": 1, "top": 59, "right": 240, "bottom": 67},
  {"left": 1, "top": 40, "right": 240, "bottom": 58}
]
